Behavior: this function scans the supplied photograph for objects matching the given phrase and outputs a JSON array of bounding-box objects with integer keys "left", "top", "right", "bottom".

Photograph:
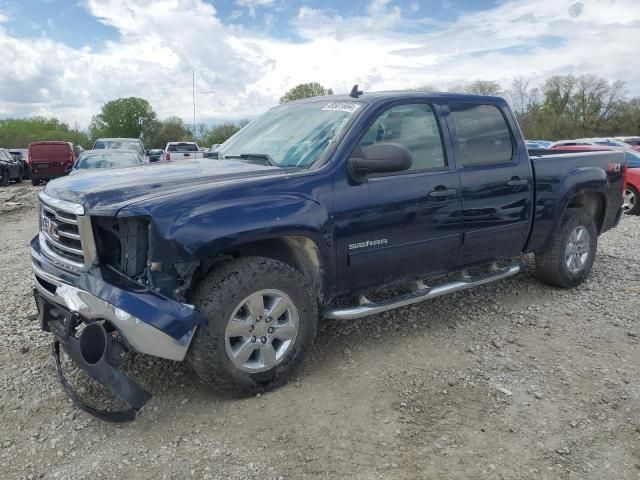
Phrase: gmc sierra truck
[{"left": 31, "top": 90, "right": 626, "bottom": 421}]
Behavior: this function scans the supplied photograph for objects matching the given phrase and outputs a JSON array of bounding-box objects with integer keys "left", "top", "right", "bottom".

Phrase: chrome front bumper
[{"left": 32, "top": 255, "right": 196, "bottom": 362}]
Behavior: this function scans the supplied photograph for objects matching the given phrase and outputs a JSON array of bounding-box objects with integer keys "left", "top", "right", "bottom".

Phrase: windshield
[
  {"left": 94, "top": 140, "right": 144, "bottom": 155},
  {"left": 75, "top": 152, "right": 141, "bottom": 170},
  {"left": 216, "top": 100, "right": 363, "bottom": 168},
  {"left": 168, "top": 143, "right": 198, "bottom": 152}
]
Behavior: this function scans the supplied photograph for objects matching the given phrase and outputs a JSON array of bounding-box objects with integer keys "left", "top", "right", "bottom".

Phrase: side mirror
[{"left": 348, "top": 143, "right": 412, "bottom": 182}]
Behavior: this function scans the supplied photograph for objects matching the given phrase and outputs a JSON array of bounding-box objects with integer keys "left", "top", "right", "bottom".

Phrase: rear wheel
[
  {"left": 623, "top": 185, "right": 639, "bottom": 215},
  {"left": 31, "top": 178, "right": 40, "bottom": 186},
  {"left": 535, "top": 209, "right": 597, "bottom": 288},
  {"left": 188, "top": 257, "right": 318, "bottom": 393},
  {"left": 0, "top": 169, "right": 8, "bottom": 187}
]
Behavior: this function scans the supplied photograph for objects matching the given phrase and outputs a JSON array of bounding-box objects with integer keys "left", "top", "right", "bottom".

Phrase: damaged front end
[{"left": 32, "top": 192, "right": 207, "bottom": 421}]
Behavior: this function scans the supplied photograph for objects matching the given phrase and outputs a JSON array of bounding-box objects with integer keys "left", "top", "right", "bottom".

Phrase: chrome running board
[{"left": 323, "top": 263, "right": 520, "bottom": 320}]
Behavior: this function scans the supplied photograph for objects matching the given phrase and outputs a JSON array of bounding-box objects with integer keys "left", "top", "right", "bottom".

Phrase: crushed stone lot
[{"left": 1, "top": 183, "right": 639, "bottom": 480}]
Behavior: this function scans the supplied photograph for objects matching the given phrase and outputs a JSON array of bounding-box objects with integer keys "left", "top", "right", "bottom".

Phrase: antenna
[
  {"left": 192, "top": 69, "right": 196, "bottom": 139},
  {"left": 349, "top": 84, "right": 363, "bottom": 98}
]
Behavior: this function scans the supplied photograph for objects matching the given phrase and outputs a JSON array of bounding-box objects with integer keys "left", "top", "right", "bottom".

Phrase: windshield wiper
[{"left": 224, "top": 153, "right": 277, "bottom": 167}]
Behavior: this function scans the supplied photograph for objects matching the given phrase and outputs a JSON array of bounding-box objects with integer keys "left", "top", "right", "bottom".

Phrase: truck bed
[{"left": 526, "top": 151, "right": 626, "bottom": 253}]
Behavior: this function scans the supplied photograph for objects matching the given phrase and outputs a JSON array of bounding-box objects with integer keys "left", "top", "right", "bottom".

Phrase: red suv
[{"left": 28, "top": 141, "right": 77, "bottom": 186}]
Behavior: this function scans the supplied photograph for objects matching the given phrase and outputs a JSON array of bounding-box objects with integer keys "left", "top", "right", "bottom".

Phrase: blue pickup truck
[{"left": 32, "top": 91, "right": 625, "bottom": 420}]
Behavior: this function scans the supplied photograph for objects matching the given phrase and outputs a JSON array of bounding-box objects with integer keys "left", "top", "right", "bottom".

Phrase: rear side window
[
  {"left": 168, "top": 143, "right": 198, "bottom": 152},
  {"left": 450, "top": 104, "right": 513, "bottom": 166},
  {"left": 356, "top": 103, "right": 446, "bottom": 173}
]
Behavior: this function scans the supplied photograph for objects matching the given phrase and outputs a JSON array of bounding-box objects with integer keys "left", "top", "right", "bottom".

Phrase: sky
[{"left": 0, "top": 0, "right": 638, "bottom": 128}]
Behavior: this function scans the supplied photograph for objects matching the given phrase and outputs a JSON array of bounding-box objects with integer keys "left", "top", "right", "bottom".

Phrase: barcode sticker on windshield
[{"left": 322, "top": 102, "right": 362, "bottom": 113}]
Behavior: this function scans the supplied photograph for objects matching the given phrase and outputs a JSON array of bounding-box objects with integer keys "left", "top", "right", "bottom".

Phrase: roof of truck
[{"left": 291, "top": 90, "right": 506, "bottom": 105}]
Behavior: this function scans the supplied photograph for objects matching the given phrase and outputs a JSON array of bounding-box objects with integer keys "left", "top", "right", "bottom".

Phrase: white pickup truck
[{"left": 164, "top": 142, "right": 205, "bottom": 161}]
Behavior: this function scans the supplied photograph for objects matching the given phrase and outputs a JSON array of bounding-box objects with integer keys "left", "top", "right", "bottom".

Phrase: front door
[{"left": 335, "top": 102, "right": 463, "bottom": 292}]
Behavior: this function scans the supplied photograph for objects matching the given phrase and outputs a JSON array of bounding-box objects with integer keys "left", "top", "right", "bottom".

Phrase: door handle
[
  {"left": 506, "top": 177, "right": 528, "bottom": 187},
  {"left": 428, "top": 187, "right": 458, "bottom": 198}
]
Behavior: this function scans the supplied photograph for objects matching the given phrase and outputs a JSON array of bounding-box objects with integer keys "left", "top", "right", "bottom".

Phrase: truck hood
[{"left": 44, "top": 159, "right": 284, "bottom": 214}]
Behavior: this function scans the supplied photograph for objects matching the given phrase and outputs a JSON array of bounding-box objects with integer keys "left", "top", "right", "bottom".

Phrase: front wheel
[
  {"left": 0, "top": 170, "right": 8, "bottom": 187},
  {"left": 535, "top": 209, "right": 597, "bottom": 288},
  {"left": 188, "top": 257, "right": 318, "bottom": 394},
  {"left": 624, "top": 185, "right": 639, "bottom": 215}
]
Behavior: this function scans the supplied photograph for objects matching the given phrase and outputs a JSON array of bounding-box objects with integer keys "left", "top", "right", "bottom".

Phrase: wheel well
[
  {"left": 196, "top": 236, "right": 325, "bottom": 304},
  {"left": 567, "top": 191, "right": 606, "bottom": 232}
]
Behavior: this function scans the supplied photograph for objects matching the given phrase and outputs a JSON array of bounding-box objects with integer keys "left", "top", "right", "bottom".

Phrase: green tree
[
  {"left": 147, "top": 117, "right": 193, "bottom": 148},
  {"left": 279, "top": 82, "right": 333, "bottom": 103},
  {"left": 201, "top": 123, "right": 242, "bottom": 147},
  {"left": 89, "top": 97, "right": 160, "bottom": 144},
  {"left": 0, "top": 117, "right": 90, "bottom": 148}
]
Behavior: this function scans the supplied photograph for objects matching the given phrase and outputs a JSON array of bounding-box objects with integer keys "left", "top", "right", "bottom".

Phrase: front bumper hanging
[{"left": 34, "top": 289, "right": 152, "bottom": 422}]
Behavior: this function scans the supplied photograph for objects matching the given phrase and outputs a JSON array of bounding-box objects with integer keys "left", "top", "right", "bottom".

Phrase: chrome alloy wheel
[
  {"left": 623, "top": 188, "right": 636, "bottom": 212},
  {"left": 565, "top": 226, "right": 591, "bottom": 274},
  {"left": 224, "top": 289, "right": 299, "bottom": 373}
]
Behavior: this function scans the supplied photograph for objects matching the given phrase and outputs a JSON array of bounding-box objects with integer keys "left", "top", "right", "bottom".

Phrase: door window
[
  {"left": 356, "top": 103, "right": 446, "bottom": 173},
  {"left": 450, "top": 104, "right": 513, "bottom": 166}
]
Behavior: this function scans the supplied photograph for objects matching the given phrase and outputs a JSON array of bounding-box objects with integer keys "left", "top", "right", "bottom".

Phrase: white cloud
[{"left": 0, "top": 0, "right": 638, "bottom": 128}]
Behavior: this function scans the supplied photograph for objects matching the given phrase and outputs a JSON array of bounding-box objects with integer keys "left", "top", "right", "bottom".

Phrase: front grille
[{"left": 38, "top": 193, "right": 95, "bottom": 270}]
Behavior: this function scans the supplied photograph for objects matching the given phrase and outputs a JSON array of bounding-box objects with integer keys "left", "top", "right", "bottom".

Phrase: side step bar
[{"left": 323, "top": 263, "right": 520, "bottom": 320}]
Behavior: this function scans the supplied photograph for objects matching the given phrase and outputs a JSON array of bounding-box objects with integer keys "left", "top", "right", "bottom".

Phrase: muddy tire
[
  {"left": 535, "top": 209, "right": 597, "bottom": 288},
  {"left": 188, "top": 256, "right": 317, "bottom": 394}
]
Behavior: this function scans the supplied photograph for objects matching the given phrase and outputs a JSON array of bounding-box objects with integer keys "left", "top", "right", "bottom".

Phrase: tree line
[
  {"left": 1, "top": 75, "right": 638, "bottom": 150},
  {"left": 0, "top": 97, "right": 251, "bottom": 150}
]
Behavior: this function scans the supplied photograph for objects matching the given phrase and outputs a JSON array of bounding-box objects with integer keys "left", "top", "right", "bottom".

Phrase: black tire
[
  {"left": 624, "top": 185, "right": 640, "bottom": 215},
  {"left": 15, "top": 169, "right": 23, "bottom": 183},
  {"left": 188, "top": 256, "right": 318, "bottom": 394},
  {"left": 31, "top": 178, "right": 40, "bottom": 187},
  {"left": 0, "top": 169, "right": 8, "bottom": 187},
  {"left": 535, "top": 209, "right": 597, "bottom": 288}
]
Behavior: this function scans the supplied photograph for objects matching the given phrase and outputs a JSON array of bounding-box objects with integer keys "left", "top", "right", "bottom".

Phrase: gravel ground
[{"left": 1, "top": 183, "right": 639, "bottom": 480}]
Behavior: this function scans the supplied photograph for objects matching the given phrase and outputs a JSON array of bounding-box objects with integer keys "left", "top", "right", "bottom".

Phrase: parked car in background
[
  {"left": 28, "top": 141, "right": 76, "bottom": 186},
  {"left": 203, "top": 144, "right": 221, "bottom": 158},
  {"left": 9, "top": 149, "right": 30, "bottom": 179},
  {"left": 624, "top": 167, "right": 640, "bottom": 215},
  {"left": 164, "top": 142, "right": 205, "bottom": 161},
  {"left": 148, "top": 149, "right": 164, "bottom": 162},
  {"left": 70, "top": 149, "right": 146, "bottom": 175},
  {"left": 0, "top": 148, "right": 24, "bottom": 186},
  {"left": 551, "top": 138, "right": 631, "bottom": 149},
  {"left": 93, "top": 138, "right": 146, "bottom": 158},
  {"left": 525, "top": 141, "right": 546, "bottom": 149},
  {"left": 615, "top": 136, "right": 640, "bottom": 151},
  {"left": 526, "top": 140, "right": 552, "bottom": 149}
]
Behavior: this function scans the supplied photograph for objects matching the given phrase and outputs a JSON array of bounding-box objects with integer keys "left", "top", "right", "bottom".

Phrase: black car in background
[
  {"left": 9, "top": 149, "right": 30, "bottom": 179},
  {"left": 0, "top": 148, "right": 24, "bottom": 186},
  {"left": 148, "top": 149, "right": 164, "bottom": 162}
]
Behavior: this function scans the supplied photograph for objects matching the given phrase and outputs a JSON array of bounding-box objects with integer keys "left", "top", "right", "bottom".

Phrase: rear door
[
  {"left": 49, "top": 143, "right": 72, "bottom": 175},
  {"left": 30, "top": 144, "right": 54, "bottom": 177},
  {"left": 336, "top": 101, "right": 463, "bottom": 291},
  {"left": 447, "top": 102, "right": 533, "bottom": 265}
]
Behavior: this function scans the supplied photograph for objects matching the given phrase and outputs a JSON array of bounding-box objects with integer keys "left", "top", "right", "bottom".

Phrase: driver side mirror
[{"left": 348, "top": 142, "right": 412, "bottom": 182}]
